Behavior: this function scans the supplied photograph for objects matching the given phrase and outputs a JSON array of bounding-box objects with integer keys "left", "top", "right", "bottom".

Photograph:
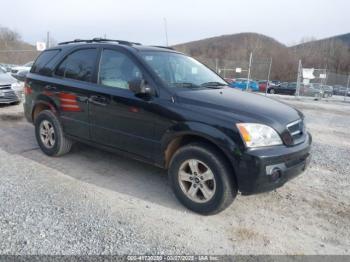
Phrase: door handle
[
  {"left": 89, "top": 95, "right": 108, "bottom": 106},
  {"left": 44, "top": 85, "right": 57, "bottom": 91},
  {"left": 76, "top": 96, "right": 89, "bottom": 103}
]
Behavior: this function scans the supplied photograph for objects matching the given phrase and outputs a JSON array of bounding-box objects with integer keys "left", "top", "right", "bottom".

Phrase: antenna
[{"left": 163, "top": 18, "right": 169, "bottom": 46}]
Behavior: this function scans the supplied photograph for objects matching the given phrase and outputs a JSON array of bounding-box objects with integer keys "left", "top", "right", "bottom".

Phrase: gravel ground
[{"left": 0, "top": 97, "right": 349, "bottom": 255}]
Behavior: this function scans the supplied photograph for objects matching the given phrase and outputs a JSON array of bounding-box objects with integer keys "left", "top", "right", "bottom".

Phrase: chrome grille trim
[{"left": 286, "top": 119, "right": 305, "bottom": 145}]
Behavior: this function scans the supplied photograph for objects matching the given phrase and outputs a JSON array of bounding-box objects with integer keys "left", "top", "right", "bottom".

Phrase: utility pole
[
  {"left": 265, "top": 57, "right": 272, "bottom": 96},
  {"left": 345, "top": 74, "right": 350, "bottom": 102},
  {"left": 163, "top": 18, "right": 169, "bottom": 46},
  {"left": 296, "top": 60, "right": 302, "bottom": 97},
  {"left": 46, "top": 31, "right": 50, "bottom": 49},
  {"left": 246, "top": 52, "right": 253, "bottom": 91}
]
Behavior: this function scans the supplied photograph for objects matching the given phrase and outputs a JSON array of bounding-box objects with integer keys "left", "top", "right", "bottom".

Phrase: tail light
[{"left": 24, "top": 81, "right": 32, "bottom": 95}]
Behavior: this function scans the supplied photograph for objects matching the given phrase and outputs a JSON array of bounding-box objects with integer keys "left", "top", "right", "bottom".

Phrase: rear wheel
[
  {"left": 269, "top": 88, "right": 275, "bottom": 94},
  {"left": 35, "top": 110, "right": 72, "bottom": 156},
  {"left": 168, "top": 142, "right": 237, "bottom": 215}
]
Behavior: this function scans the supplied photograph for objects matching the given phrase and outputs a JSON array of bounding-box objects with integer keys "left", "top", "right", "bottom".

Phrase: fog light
[{"left": 271, "top": 167, "right": 282, "bottom": 181}]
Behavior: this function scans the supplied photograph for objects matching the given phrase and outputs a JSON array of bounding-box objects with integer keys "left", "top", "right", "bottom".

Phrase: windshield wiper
[
  {"left": 200, "top": 82, "right": 227, "bottom": 88},
  {"left": 170, "top": 82, "right": 200, "bottom": 88}
]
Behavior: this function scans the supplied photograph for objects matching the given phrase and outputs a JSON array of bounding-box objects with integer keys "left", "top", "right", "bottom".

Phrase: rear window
[{"left": 31, "top": 49, "right": 60, "bottom": 74}]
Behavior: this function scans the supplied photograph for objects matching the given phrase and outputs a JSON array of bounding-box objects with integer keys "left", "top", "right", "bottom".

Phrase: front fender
[{"left": 161, "top": 121, "right": 242, "bottom": 171}]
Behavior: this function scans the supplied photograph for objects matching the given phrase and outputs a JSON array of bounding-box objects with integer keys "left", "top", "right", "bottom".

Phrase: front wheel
[
  {"left": 168, "top": 142, "right": 237, "bottom": 215},
  {"left": 269, "top": 88, "right": 275, "bottom": 94}
]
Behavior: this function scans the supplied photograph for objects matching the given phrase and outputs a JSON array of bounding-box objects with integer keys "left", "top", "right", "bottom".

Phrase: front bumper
[
  {"left": 236, "top": 132, "right": 312, "bottom": 195},
  {"left": 0, "top": 89, "right": 22, "bottom": 104}
]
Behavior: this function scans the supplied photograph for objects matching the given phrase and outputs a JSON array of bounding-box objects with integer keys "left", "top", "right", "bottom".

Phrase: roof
[{"left": 55, "top": 38, "right": 178, "bottom": 53}]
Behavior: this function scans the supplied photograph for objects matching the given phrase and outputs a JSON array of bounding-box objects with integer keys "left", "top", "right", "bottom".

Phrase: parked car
[
  {"left": 268, "top": 82, "right": 296, "bottom": 95},
  {"left": 24, "top": 39, "right": 312, "bottom": 214},
  {"left": 333, "top": 85, "right": 350, "bottom": 96},
  {"left": 0, "top": 66, "right": 24, "bottom": 104},
  {"left": 300, "top": 83, "right": 324, "bottom": 98},
  {"left": 224, "top": 78, "right": 235, "bottom": 84},
  {"left": 0, "top": 65, "right": 6, "bottom": 73},
  {"left": 0, "top": 63, "right": 13, "bottom": 72},
  {"left": 257, "top": 80, "right": 276, "bottom": 92},
  {"left": 270, "top": 80, "right": 281, "bottom": 86},
  {"left": 322, "top": 85, "right": 333, "bottom": 98},
  {"left": 258, "top": 80, "right": 268, "bottom": 92},
  {"left": 229, "top": 78, "right": 259, "bottom": 91},
  {"left": 11, "top": 61, "right": 34, "bottom": 75}
]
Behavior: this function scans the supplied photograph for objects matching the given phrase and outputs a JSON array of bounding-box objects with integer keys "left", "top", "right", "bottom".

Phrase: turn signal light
[{"left": 236, "top": 123, "right": 251, "bottom": 142}]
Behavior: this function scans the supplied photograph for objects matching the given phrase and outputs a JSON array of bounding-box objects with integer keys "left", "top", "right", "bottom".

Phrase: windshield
[{"left": 140, "top": 51, "right": 226, "bottom": 88}]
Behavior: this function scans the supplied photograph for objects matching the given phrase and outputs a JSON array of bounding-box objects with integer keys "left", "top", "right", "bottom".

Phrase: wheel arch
[
  {"left": 162, "top": 122, "right": 240, "bottom": 184},
  {"left": 31, "top": 95, "right": 58, "bottom": 122}
]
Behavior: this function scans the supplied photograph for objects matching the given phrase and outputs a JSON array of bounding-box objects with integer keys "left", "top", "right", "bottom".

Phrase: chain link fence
[
  {"left": 196, "top": 57, "right": 272, "bottom": 93},
  {"left": 197, "top": 57, "right": 350, "bottom": 102},
  {"left": 296, "top": 61, "right": 350, "bottom": 102}
]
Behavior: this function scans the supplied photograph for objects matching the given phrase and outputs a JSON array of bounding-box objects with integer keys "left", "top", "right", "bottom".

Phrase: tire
[
  {"left": 269, "top": 88, "right": 275, "bottom": 94},
  {"left": 34, "top": 110, "right": 72, "bottom": 156},
  {"left": 168, "top": 142, "right": 237, "bottom": 215}
]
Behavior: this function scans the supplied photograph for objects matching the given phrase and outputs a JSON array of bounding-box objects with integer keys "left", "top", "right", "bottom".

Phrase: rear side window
[
  {"left": 56, "top": 49, "right": 98, "bottom": 82},
  {"left": 31, "top": 49, "right": 60, "bottom": 74}
]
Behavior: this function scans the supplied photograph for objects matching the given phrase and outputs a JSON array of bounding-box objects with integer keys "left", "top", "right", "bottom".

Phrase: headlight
[
  {"left": 236, "top": 123, "right": 282, "bottom": 148},
  {"left": 11, "top": 82, "right": 24, "bottom": 91}
]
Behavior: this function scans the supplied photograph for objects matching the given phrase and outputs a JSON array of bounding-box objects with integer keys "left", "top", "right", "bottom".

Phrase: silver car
[
  {"left": 0, "top": 67, "right": 24, "bottom": 104},
  {"left": 300, "top": 83, "right": 324, "bottom": 98}
]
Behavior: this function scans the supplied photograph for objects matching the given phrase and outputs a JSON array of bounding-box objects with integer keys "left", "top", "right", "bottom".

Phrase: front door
[{"left": 89, "top": 48, "right": 159, "bottom": 161}]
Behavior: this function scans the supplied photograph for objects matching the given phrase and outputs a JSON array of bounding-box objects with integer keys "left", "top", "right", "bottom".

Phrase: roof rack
[
  {"left": 151, "top": 45, "right": 174, "bottom": 50},
  {"left": 58, "top": 38, "right": 142, "bottom": 46}
]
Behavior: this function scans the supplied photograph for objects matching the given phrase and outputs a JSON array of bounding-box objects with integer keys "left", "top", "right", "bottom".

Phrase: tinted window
[
  {"left": 56, "top": 49, "right": 98, "bottom": 82},
  {"left": 98, "top": 49, "right": 141, "bottom": 90},
  {"left": 31, "top": 50, "right": 60, "bottom": 74}
]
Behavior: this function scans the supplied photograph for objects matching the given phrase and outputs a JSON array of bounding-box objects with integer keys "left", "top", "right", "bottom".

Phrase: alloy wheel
[
  {"left": 39, "top": 120, "right": 55, "bottom": 148},
  {"left": 178, "top": 159, "right": 216, "bottom": 203}
]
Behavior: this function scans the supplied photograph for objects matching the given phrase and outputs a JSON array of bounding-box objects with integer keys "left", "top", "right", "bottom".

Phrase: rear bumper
[
  {"left": 23, "top": 101, "right": 33, "bottom": 123},
  {"left": 236, "top": 132, "right": 312, "bottom": 195}
]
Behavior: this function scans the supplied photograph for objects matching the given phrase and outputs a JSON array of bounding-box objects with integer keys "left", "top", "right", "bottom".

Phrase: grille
[
  {"left": 286, "top": 119, "right": 305, "bottom": 144},
  {"left": 0, "top": 90, "right": 18, "bottom": 99},
  {"left": 0, "top": 84, "right": 11, "bottom": 90}
]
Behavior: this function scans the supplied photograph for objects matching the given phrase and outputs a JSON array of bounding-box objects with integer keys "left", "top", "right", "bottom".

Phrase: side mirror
[
  {"left": 16, "top": 72, "right": 28, "bottom": 82},
  {"left": 129, "top": 78, "right": 151, "bottom": 96}
]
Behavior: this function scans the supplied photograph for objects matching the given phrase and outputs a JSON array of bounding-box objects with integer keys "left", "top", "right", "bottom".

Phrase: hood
[
  {"left": 0, "top": 73, "right": 17, "bottom": 85},
  {"left": 176, "top": 87, "right": 302, "bottom": 132}
]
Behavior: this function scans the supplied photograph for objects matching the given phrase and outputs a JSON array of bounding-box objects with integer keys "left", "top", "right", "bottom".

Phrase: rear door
[{"left": 51, "top": 48, "right": 99, "bottom": 140}]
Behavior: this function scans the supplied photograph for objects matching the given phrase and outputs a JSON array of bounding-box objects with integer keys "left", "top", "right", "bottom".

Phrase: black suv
[{"left": 24, "top": 39, "right": 312, "bottom": 214}]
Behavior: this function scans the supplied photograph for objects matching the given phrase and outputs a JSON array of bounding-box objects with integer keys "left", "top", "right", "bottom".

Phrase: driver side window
[{"left": 98, "top": 49, "right": 142, "bottom": 90}]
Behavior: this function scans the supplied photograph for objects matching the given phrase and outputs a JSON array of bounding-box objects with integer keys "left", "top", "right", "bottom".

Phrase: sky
[{"left": 1, "top": 0, "right": 349, "bottom": 46}]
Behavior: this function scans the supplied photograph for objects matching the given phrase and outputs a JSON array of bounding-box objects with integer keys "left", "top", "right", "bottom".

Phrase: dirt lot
[{"left": 0, "top": 96, "right": 349, "bottom": 255}]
